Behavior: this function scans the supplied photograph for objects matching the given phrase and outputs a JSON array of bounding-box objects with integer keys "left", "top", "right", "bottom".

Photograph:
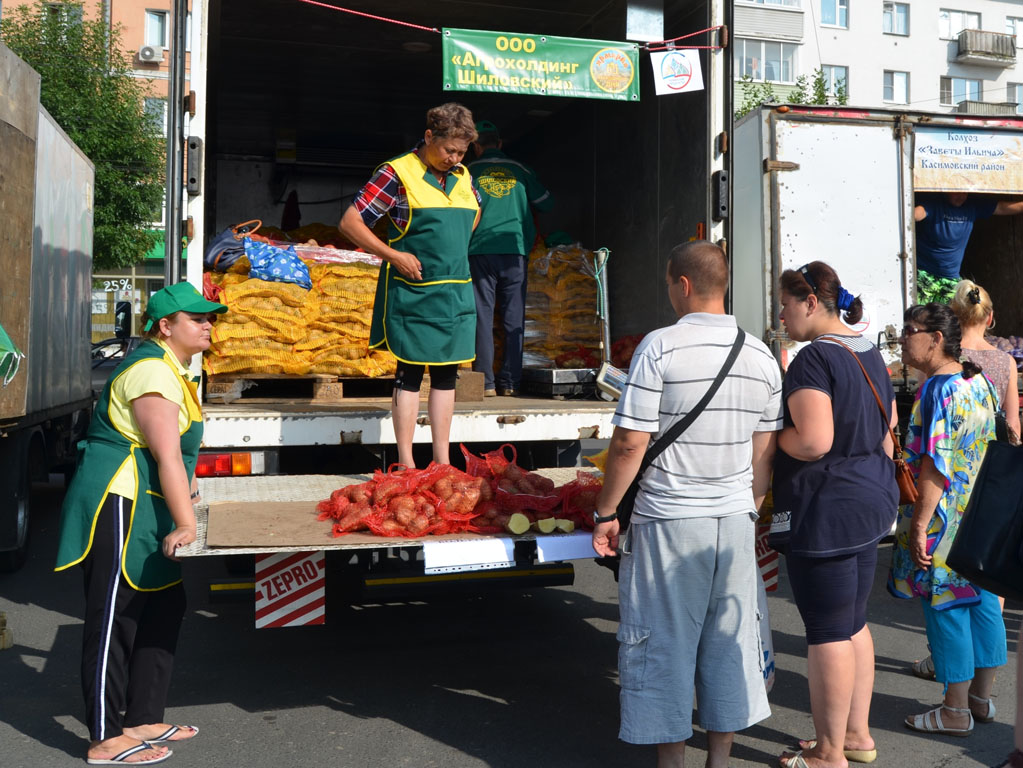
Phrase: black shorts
[
  {"left": 786, "top": 546, "right": 878, "bottom": 645},
  {"left": 394, "top": 362, "right": 458, "bottom": 392}
]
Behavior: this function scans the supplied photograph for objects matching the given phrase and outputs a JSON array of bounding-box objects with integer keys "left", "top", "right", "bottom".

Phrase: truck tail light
[{"left": 196, "top": 451, "right": 265, "bottom": 477}]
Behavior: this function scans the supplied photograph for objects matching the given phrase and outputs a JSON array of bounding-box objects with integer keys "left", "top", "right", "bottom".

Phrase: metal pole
[
  {"left": 595, "top": 248, "right": 611, "bottom": 366},
  {"left": 163, "top": 0, "right": 188, "bottom": 284}
]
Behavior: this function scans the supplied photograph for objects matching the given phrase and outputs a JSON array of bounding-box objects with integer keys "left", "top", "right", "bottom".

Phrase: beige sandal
[
  {"left": 911, "top": 654, "right": 936, "bottom": 680},
  {"left": 969, "top": 693, "right": 996, "bottom": 723},
  {"left": 905, "top": 704, "right": 974, "bottom": 736}
]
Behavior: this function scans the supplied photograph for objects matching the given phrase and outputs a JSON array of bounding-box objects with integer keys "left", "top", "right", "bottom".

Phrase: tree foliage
[
  {"left": 735, "top": 68, "right": 849, "bottom": 120},
  {"left": 1, "top": 0, "right": 165, "bottom": 269}
]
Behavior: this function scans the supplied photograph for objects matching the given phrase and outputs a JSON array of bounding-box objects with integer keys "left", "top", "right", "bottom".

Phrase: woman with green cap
[{"left": 55, "top": 282, "right": 226, "bottom": 765}]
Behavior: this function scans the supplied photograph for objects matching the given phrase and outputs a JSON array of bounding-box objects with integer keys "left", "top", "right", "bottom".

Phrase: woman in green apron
[
  {"left": 56, "top": 282, "right": 226, "bottom": 765},
  {"left": 340, "top": 102, "right": 481, "bottom": 468}
]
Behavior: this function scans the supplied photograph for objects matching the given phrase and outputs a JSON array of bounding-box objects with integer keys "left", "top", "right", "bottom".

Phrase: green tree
[
  {"left": 1, "top": 0, "right": 165, "bottom": 269},
  {"left": 735, "top": 74, "right": 778, "bottom": 119},
  {"left": 735, "top": 68, "right": 849, "bottom": 120}
]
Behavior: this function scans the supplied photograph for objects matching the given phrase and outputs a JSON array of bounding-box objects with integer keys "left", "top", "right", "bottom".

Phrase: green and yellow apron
[
  {"left": 369, "top": 150, "right": 480, "bottom": 365},
  {"left": 55, "top": 340, "right": 203, "bottom": 590}
]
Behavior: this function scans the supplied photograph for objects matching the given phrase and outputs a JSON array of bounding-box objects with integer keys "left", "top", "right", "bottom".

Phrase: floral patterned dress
[{"left": 888, "top": 372, "right": 996, "bottom": 609}]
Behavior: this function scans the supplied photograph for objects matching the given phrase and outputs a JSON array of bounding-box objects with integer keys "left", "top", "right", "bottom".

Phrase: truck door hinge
[
  {"left": 711, "top": 170, "right": 729, "bottom": 221},
  {"left": 893, "top": 116, "right": 911, "bottom": 140},
  {"left": 763, "top": 159, "right": 800, "bottom": 173}
]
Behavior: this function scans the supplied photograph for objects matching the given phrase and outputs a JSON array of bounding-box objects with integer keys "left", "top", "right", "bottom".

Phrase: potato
[
  {"left": 373, "top": 479, "right": 403, "bottom": 506},
  {"left": 408, "top": 515, "right": 430, "bottom": 534},
  {"left": 532, "top": 518, "right": 557, "bottom": 534},
  {"left": 505, "top": 512, "right": 531, "bottom": 535},
  {"left": 554, "top": 519, "right": 576, "bottom": 534},
  {"left": 433, "top": 476, "right": 454, "bottom": 500}
]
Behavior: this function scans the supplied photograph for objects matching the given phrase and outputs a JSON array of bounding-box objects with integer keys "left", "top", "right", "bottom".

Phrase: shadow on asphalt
[{"left": 1, "top": 479, "right": 1019, "bottom": 767}]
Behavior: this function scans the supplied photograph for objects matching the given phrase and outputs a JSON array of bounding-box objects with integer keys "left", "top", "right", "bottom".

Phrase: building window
[
  {"left": 938, "top": 9, "right": 980, "bottom": 39},
  {"left": 940, "top": 76, "right": 982, "bottom": 105},
  {"left": 145, "top": 10, "right": 168, "bottom": 48},
  {"left": 883, "top": 2, "right": 909, "bottom": 35},
  {"left": 733, "top": 38, "right": 797, "bottom": 83},
  {"left": 45, "top": 2, "right": 84, "bottom": 24},
  {"left": 822, "top": 65, "right": 848, "bottom": 96},
  {"left": 143, "top": 98, "right": 167, "bottom": 134},
  {"left": 821, "top": 0, "right": 849, "bottom": 28},
  {"left": 1007, "top": 17, "right": 1023, "bottom": 37},
  {"left": 1008, "top": 83, "right": 1023, "bottom": 114},
  {"left": 883, "top": 70, "right": 909, "bottom": 103}
]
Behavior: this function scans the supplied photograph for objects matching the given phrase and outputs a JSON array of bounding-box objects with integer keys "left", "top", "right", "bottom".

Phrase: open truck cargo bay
[
  {"left": 733, "top": 103, "right": 1023, "bottom": 371},
  {"left": 186, "top": 0, "right": 728, "bottom": 450}
]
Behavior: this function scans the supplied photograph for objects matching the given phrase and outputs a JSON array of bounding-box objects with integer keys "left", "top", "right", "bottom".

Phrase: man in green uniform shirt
[{"left": 468, "top": 120, "right": 554, "bottom": 397}]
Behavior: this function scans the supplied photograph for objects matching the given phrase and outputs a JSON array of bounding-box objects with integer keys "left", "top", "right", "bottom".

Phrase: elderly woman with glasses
[{"left": 889, "top": 302, "right": 1007, "bottom": 738}]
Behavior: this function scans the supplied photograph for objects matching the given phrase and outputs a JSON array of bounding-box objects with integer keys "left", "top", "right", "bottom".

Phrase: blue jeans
[{"left": 470, "top": 253, "right": 527, "bottom": 389}]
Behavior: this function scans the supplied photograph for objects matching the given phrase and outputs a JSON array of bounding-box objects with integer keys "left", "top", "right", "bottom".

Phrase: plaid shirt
[{"left": 353, "top": 146, "right": 481, "bottom": 231}]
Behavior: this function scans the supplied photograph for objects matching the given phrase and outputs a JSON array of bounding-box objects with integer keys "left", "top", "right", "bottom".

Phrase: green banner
[{"left": 442, "top": 28, "right": 640, "bottom": 101}]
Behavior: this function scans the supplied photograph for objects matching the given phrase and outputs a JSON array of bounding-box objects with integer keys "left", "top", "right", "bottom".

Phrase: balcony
[
  {"left": 954, "top": 100, "right": 1018, "bottom": 116},
  {"left": 955, "top": 29, "right": 1016, "bottom": 67}
]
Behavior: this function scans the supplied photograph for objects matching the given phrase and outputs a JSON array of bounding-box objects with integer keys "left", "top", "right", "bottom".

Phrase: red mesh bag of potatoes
[{"left": 556, "top": 471, "right": 603, "bottom": 531}]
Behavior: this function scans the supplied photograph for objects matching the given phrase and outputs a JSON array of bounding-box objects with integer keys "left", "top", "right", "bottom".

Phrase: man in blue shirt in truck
[
  {"left": 468, "top": 120, "right": 554, "bottom": 397},
  {"left": 914, "top": 192, "right": 1023, "bottom": 303}
]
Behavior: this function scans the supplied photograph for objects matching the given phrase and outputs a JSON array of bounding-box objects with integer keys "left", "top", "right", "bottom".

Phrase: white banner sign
[
  {"left": 914, "top": 126, "right": 1023, "bottom": 194},
  {"left": 649, "top": 49, "right": 704, "bottom": 96}
]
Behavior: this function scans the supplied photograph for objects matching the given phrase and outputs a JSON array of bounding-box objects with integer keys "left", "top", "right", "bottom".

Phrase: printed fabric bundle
[{"left": 244, "top": 238, "right": 312, "bottom": 290}]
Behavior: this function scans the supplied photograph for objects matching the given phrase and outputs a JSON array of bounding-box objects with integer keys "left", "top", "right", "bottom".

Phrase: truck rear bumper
[{"left": 200, "top": 398, "right": 615, "bottom": 448}]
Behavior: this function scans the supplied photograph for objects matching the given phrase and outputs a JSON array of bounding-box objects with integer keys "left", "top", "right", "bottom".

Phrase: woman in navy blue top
[{"left": 773, "top": 261, "right": 899, "bottom": 768}]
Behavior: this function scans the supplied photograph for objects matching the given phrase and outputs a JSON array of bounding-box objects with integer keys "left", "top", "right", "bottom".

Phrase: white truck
[
  {"left": 732, "top": 102, "right": 1023, "bottom": 373},
  {"left": 168, "top": 0, "right": 731, "bottom": 604},
  {"left": 0, "top": 44, "right": 95, "bottom": 571}
]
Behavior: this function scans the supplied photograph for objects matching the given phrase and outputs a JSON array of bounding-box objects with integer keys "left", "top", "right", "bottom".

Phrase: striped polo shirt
[{"left": 613, "top": 312, "right": 784, "bottom": 521}]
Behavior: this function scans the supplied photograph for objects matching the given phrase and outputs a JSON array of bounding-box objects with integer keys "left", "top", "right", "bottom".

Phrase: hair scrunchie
[
  {"left": 836, "top": 286, "right": 856, "bottom": 311},
  {"left": 968, "top": 287, "right": 981, "bottom": 305}
]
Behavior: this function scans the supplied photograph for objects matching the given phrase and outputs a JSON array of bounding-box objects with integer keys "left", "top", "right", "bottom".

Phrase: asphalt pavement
[{"left": 0, "top": 477, "right": 1018, "bottom": 767}]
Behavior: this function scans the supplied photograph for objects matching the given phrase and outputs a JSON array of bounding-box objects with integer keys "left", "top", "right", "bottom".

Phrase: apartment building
[{"left": 735, "top": 0, "right": 1023, "bottom": 115}]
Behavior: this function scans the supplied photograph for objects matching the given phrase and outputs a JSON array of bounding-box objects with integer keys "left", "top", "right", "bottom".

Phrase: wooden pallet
[{"left": 205, "top": 374, "right": 393, "bottom": 403}]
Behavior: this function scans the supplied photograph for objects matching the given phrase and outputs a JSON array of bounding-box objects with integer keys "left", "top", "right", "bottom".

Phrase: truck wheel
[{"left": 0, "top": 434, "right": 31, "bottom": 572}]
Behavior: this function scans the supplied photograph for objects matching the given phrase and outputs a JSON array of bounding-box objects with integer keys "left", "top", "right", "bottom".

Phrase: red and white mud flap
[
  {"left": 254, "top": 551, "right": 325, "bottom": 628},
  {"left": 756, "top": 519, "right": 779, "bottom": 592}
]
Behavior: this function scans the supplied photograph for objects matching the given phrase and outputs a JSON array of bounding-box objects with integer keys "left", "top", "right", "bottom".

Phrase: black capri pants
[
  {"left": 786, "top": 546, "right": 878, "bottom": 645},
  {"left": 394, "top": 362, "right": 459, "bottom": 392}
]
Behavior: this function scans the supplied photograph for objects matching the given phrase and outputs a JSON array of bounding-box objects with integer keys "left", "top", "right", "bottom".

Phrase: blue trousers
[
  {"left": 470, "top": 253, "right": 527, "bottom": 389},
  {"left": 922, "top": 589, "right": 1007, "bottom": 685}
]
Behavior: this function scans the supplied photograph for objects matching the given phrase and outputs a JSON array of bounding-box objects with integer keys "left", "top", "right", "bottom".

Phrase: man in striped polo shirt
[{"left": 593, "top": 240, "right": 783, "bottom": 767}]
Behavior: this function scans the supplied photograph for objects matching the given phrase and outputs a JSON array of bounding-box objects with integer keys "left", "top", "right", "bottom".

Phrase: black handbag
[
  {"left": 203, "top": 219, "right": 262, "bottom": 271},
  {"left": 981, "top": 376, "right": 1011, "bottom": 444},
  {"left": 616, "top": 328, "right": 747, "bottom": 529},
  {"left": 945, "top": 439, "right": 1023, "bottom": 601}
]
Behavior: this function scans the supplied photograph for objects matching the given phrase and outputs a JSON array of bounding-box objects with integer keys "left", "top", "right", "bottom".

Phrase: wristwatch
[{"left": 593, "top": 510, "right": 618, "bottom": 524}]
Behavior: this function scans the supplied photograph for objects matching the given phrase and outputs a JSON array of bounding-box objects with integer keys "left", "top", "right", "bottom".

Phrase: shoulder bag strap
[
  {"left": 637, "top": 328, "right": 747, "bottom": 475},
  {"left": 824, "top": 336, "right": 900, "bottom": 456}
]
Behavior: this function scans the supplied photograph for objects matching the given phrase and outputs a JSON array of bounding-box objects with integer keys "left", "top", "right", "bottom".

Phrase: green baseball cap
[
  {"left": 475, "top": 119, "right": 499, "bottom": 135},
  {"left": 143, "top": 282, "right": 228, "bottom": 331}
]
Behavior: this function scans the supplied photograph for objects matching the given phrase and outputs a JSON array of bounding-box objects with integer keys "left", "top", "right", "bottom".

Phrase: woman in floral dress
[{"left": 889, "top": 302, "right": 1007, "bottom": 737}]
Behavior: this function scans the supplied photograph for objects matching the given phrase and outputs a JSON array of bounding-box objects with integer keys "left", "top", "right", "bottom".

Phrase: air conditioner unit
[{"left": 138, "top": 45, "right": 164, "bottom": 63}]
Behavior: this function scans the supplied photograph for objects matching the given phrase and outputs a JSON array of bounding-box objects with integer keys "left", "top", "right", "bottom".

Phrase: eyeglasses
[
  {"left": 899, "top": 326, "right": 930, "bottom": 338},
  {"left": 186, "top": 313, "right": 217, "bottom": 324}
]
